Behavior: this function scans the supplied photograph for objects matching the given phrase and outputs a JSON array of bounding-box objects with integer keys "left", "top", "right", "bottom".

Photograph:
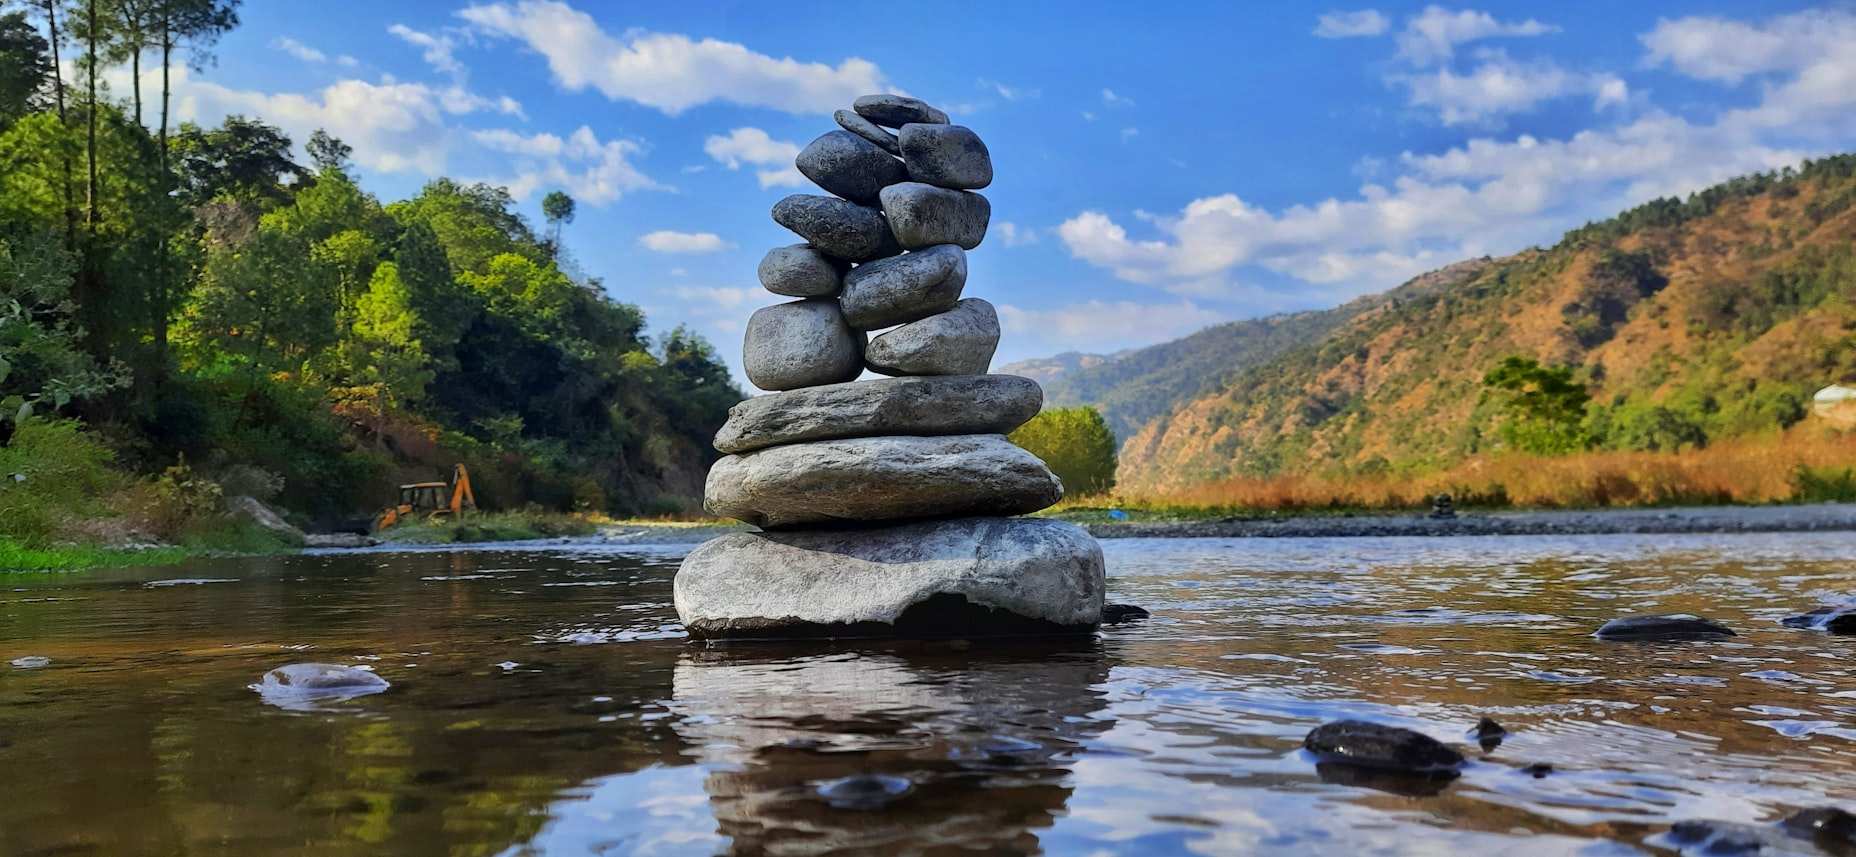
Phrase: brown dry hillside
[{"left": 1120, "top": 155, "right": 1856, "bottom": 494}]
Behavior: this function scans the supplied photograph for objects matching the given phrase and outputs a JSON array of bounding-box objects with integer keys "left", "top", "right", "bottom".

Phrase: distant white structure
[{"left": 1814, "top": 384, "right": 1856, "bottom": 428}]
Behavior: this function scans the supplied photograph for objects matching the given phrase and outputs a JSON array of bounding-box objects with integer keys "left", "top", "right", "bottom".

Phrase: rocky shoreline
[{"left": 1080, "top": 502, "right": 1856, "bottom": 539}]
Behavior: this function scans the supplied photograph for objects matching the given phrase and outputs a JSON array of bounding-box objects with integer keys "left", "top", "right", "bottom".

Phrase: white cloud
[
  {"left": 336, "top": 56, "right": 359, "bottom": 68},
  {"left": 996, "top": 222, "right": 1037, "bottom": 247},
  {"left": 703, "top": 128, "right": 803, "bottom": 189},
  {"left": 1102, "top": 89, "right": 1135, "bottom": 107},
  {"left": 460, "top": 0, "right": 890, "bottom": 114},
  {"left": 640, "top": 231, "right": 736, "bottom": 253},
  {"left": 389, "top": 24, "right": 465, "bottom": 76},
  {"left": 1314, "top": 10, "right": 1390, "bottom": 39},
  {"left": 1642, "top": 9, "right": 1856, "bottom": 86},
  {"left": 1081, "top": 110, "right": 1097, "bottom": 121},
  {"left": 470, "top": 126, "right": 666, "bottom": 205},
  {"left": 1400, "top": 49, "right": 1628, "bottom": 125},
  {"left": 1396, "top": 6, "right": 1558, "bottom": 67},
  {"left": 978, "top": 78, "right": 1040, "bottom": 100},
  {"left": 172, "top": 72, "right": 457, "bottom": 174},
  {"left": 1120, "top": 127, "right": 1139, "bottom": 143},
  {"left": 273, "top": 37, "right": 326, "bottom": 63},
  {"left": 996, "top": 300, "right": 1225, "bottom": 352}
]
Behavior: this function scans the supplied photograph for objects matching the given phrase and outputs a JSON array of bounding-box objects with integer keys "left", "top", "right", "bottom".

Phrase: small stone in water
[
  {"left": 1782, "top": 807, "right": 1856, "bottom": 847},
  {"left": 1781, "top": 607, "right": 1856, "bottom": 634},
  {"left": 1303, "top": 719, "right": 1465, "bottom": 772},
  {"left": 1102, "top": 604, "right": 1150, "bottom": 625},
  {"left": 1594, "top": 614, "right": 1736, "bottom": 641},
  {"left": 1473, "top": 717, "right": 1506, "bottom": 752},
  {"left": 252, "top": 663, "right": 389, "bottom": 711},
  {"left": 815, "top": 774, "right": 914, "bottom": 809},
  {"left": 1520, "top": 763, "right": 1553, "bottom": 778},
  {"left": 497, "top": 661, "right": 519, "bottom": 670},
  {"left": 10, "top": 655, "right": 50, "bottom": 669}
]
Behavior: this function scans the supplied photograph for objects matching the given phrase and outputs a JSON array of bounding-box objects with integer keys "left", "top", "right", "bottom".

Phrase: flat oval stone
[
  {"left": 1303, "top": 720, "right": 1465, "bottom": 772},
  {"left": 713, "top": 374, "right": 1043, "bottom": 454},
  {"left": 900, "top": 124, "right": 992, "bottom": 190},
  {"left": 835, "top": 108, "right": 899, "bottom": 154},
  {"left": 852, "top": 93, "right": 949, "bottom": 128},
  {"left": 674, "top": 516, "right": 1105, "bottom": 639},
  {"left": 879, "top": 183, "right": 990, "bottom": 250},
  {"left": 704, "top": 434, "right": 1063, "bottom": 528},
  {"left": 796, "top": 130, "right": 908, "bottom": 206},
  {"left": 742, "top": 299, "right": 863, "bottom": 392},
  {"left": 771, "top": 195, "right": 901, "bottom": 263},
  {"left": 252, "top": 663, "right": 390, "bottom": 710},
  {"left": 1594, "top": 614, "right": 1736, "bottom": 641},
  {"left": 867, "top": 298, "right": 1000, "bottom": 376},
  {"left": 758, "top": 244, "right": 846, "bottom": 298},
  {"left": 840, "top": 244, "right": 967, "bottom": 329}
]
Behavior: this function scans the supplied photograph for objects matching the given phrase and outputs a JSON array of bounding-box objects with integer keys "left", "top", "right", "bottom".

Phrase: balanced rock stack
[{"left": 675, "top": 94, "right": 1106, "bottom": 641}]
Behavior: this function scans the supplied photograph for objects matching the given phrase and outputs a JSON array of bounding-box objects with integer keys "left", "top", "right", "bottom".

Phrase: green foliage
[
  {"left": 0, "top": 540, "right": 189, "bottom": 572},
  {"left": 0, "top": 419, "right": 119, "bottom": 545},
  {"left": 1482, "top": 357, "right": 1592, "bottom": 455},
  {"left": 0, "top": 227, "right": 128, "bottom": 423},
  {"left": 1009, "top": 406, "right": 1118, "bottom": 497},
  {"left": 0, "top": 10, "right": 52, "bottom": 126},
  {"left": 1792, "top": 465, "right": 1856, "bottom": 503},
  {"left": 169, "top": 114, "right": 303, "bottom": 205}
]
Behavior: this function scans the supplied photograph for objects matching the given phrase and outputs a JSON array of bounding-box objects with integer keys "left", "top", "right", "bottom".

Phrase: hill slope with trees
[
  {"left": 1116, "top": 156, "right": 1856, "bottom": 493},
  {"left": 0, "top": 1, "right": 739, "bottom": 542}
]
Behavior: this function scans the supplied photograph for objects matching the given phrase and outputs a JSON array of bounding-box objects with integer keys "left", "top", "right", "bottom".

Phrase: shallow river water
[{"left": 3, "top": 533, "right": 1855, "bottom": 856}]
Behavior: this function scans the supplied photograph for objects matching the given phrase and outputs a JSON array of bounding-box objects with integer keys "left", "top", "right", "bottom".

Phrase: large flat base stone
[{"left": 675, "top": 517, "right": 1104, "bottom": 640}]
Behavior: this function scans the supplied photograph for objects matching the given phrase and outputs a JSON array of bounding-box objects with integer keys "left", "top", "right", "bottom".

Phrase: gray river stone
[
  {"left": 839, "top": 244, "right": 967, "bottom": 330},
  {"left": 674, "top": 516, "right": 1105, "bottom": 639},
  {"left": 867, "top": 298, "right": 1000, "bottom": 376},
  {"left": 796, "top": 130, "right": 909, "bottom": 206},
  {"left": 771, "top": 195, "right": 901, "bottom": 263},
  {"left": 900, "top": 124, "right": 992, "bottom": 190},
  {"left": 880, "top": 183, "right": 991, "bottom": 250},
  {"left": 742, "top": 299, "right": 863, "bottom": 392},
  {"left": 758, "top": 244, "right": 846, "bottom": 298},
  {"left": 712, "top": 373, "right": 1043, "bottom": 454},
  {"left": 1303, "top": 720, "right": 1465, "bottom": 773},
  {"left": 704, "top": 434, "right": 1063, "bottom": 528},
  {"left": 1782, "top": 607, "right": 1856, "bottom": 634},
  {"left": 253, "top": 663, "right": 390, "bottom": 710},
  {"left": 852, "top": 94, "right": 949, "bottom": 128},
  {"left": 1594, "top": 614, "right": 1736, "bottom": 641},
  {"left": 835, "top": 108, "right": 900, "bottom": 154}
]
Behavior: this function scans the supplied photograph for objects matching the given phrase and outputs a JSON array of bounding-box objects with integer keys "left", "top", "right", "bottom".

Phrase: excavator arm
[{"left": 450, "top": 464, "right": 476, "bottom": 517}]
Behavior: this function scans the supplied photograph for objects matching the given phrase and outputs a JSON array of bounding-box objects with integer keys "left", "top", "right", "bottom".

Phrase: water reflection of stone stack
[{"left": 677, "top": 95, "right": 1106, "bottom": 640}]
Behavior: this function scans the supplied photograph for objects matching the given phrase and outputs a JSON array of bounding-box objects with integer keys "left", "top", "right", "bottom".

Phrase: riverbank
[{"left": 1072, "top": 502, "right": 1856, "bottom": 539}]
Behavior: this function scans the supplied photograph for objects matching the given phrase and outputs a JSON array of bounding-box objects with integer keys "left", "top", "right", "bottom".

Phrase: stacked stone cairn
[{"left": 675, "top": 95, "right": 1107, "bottom": 641}]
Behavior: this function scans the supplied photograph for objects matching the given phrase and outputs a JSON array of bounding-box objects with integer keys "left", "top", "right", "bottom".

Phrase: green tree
[
  {"left": 305, "top": 128, "right": 352, "bottom": 175},
  {"left": 0, "top": 9, "right": 53, "bottom": 126},
  {"left": 1481, "top": 356, "right": 1592, "bottom": 455},
  {"left": 1009, "top": 406, "right": 1118, "bottom": 497},
  {"left": 169, "top": 115, "right": 303, "bottom": 205},
  {"left": 152, "top": 0, "right": 240, "bottom": 170},
  {"left": 0, "top": 227, "right": 127, "bottom": 426},
  {"left": 541, "top": 190, "right": 574, "bottom": 256}
]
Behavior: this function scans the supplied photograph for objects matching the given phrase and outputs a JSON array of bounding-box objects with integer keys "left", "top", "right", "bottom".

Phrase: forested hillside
[
  {"left": 0, "top": 2, "right": 739, "bottom": 529},
  {"left": 1033, "top": 260, "right": 1490, "bottom": 438},
  {"left": 1120, "top": 156, "right": 1856, "bottom": 493}
]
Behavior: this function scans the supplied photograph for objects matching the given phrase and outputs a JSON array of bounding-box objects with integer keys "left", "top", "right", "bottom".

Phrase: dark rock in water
[
  {"left": 1314, "top": 761, "right": 1457, "bottom": 797},
  {"left": 1667, "top": 820, "right": 1771, "bottom": 855},
  {"left": 1782, "top": 607, "right": 1856, "bottom": 635},
  {"left": 815, "top": 774, "right": 914, "bottom": 809},
  {"left": 1783, "top": 807, "right": 1856, "bottom": 849},
  {"left": 253, "top": 663, "right": 390, "bottom": 711},
  {"left": 1303, "top": 719, "right": 1465, "bottom": 772},
  {"left": 1520, "top": 763, "right": 1553, "bottom": 778},
  {"left": 1102, "top": 604, "right": 1151, "bottom": 624},
  {"left": 1473, "top": 716, "right": 1506, "bottom": 752},
  {"left": 1594, "top": 614, "right": 1736, "bottom": 641}
]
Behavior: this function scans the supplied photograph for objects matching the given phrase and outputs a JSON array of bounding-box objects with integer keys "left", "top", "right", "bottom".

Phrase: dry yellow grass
[{"left": 1122, "top": 425, "right": 1856, "bottom": 512}]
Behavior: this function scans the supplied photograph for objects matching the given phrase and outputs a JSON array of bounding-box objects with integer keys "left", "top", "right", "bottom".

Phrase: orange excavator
[{"left": 373, "top": 464, "right": 476, "bottom": 531}]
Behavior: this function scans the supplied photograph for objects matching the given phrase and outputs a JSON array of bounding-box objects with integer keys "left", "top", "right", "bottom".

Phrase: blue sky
[{"left": 119, "top": 0, "right": 1856, "bottom": 382}]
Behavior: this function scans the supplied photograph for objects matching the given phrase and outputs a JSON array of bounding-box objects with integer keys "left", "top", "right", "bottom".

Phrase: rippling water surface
[{"left": 3, "top": 533, "right": 1855, "bottom": 855}]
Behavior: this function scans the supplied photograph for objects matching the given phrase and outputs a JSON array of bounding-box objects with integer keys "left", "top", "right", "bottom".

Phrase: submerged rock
[
  {"left": 1594, "top": 614, "right": 1736, "bottom": 641},
  {"left": 10, "top": 656, "right": 50, "bottom": 669},
  {"left": 1302, "top": 720, "right": 1465, "bottom": 773},
  {"left": 1663, "top": 817, "right": 1840, "bottom": 857},
  {"left": 1782, "top": 607, "right": 1856, "bottom": 635},
  {"left": 815, "top": 774, "right": 916, "bottom": 809},
  {"left": 253, "top": 663, "right": 390, "bottom": 711},
  {"left": 1101, "top": 604, "right": 1151, "bottom": 625},
  {"left": 1782, "top": 807, "right": 1856, "bottom": 850},
  {"left": 675, "top": 516, "right": 1105, "bottom": 640}
]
